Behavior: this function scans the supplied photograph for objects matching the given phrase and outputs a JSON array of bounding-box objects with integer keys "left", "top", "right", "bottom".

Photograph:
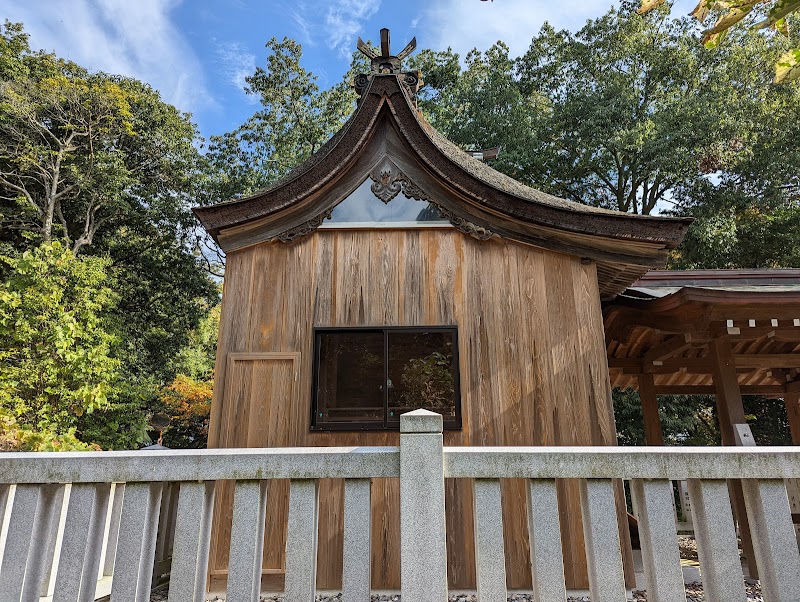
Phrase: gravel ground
[
  {"left": 150, "top": 534, "right": 764, "bottom": 602},
  {"left": 678, "top": 535, "right": 699, "bottom": 560},
  {"left": 150, "top": 587, "right": 765, "bottom": 602}
]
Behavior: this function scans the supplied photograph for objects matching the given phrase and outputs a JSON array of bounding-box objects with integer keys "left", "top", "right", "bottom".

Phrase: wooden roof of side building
[
  {"left": 605, "top": 269, "right": 800, "bottom": 395},
  {"left": 194, "top": 71, "right": 692, "bottom": 299}
]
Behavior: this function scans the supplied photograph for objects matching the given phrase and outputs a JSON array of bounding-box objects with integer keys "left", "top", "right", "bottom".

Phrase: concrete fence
[{"left": 1, "top": 408, "right": 800, "bottom": 601}]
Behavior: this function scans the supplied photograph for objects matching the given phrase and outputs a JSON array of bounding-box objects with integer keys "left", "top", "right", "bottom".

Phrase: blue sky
[{"left": 5, "top": 0, "right": 694, "bottom": 140}]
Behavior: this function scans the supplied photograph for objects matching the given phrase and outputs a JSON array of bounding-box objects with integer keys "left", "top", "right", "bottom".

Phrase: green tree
[
  {"left": 171, "top": 299, "right": 220, "bottom": 381},
  {"left": 416, "top": 5, "right": 717, "bottom": 213},
  {"left": 74, "top": 379, "right": 152, "bottom": 450},
  {"left": 668, "top": 27, "right": 800, "bottom": 268},
  {"left": 613, "top": 389, "right": 721, "bottom": 445},
  {"left": 100, "top": 226, "right": 218, "bottom": 383},
  {"left": 1, "top": 407, "right": 98, "bottom": 451},
  {"left": 201, "top": 38, "right": 359, "bottom": 206},
  {"left": 416, "top": 3, "right": 797, "bottom": 220},
  {"left": 0, "top": 242, "right": 118, "bottom": 444},
  {"left": 0, "top": 50, "right": 134, "bottom": 251},
  {"left": 0, "top": 21, "right": 32, "bottom": 83},
  {"left": 412, "top": 43, "right": 542, "bottom": 183},
  {"left": 139, "top": 298, "right": 220, "bottom": 450},
  {"left": 517, "top": 5, "right": 727, "bottom": 214},
  {"left": 0, "top": 22, "right": 219, "bottom": 449},
  {"left": 613, "top": 389, "right": 791, "bottom": 446},
  {"left": 638, "top": 0, "right": 800, "bottom": 83}
]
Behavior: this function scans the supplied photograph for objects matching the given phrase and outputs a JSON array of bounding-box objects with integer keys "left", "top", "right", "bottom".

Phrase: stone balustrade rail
[{"left": 1, "top": 409, "right": 799, "bottom": 602}]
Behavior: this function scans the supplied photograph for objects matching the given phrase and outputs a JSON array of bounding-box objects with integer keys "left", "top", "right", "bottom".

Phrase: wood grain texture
[
  {"left": 638, "top": 373, "right": 664, "bottom": 446},
  {"left": 208, "top": 229, "right": 621, "bottom": 590}
]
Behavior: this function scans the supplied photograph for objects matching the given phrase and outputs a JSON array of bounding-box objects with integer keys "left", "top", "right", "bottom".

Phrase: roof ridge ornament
[{"left": 354, "top": 28, "right": 422, "bottom": 102}]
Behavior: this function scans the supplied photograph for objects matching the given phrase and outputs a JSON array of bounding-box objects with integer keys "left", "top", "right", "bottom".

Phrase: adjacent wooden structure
[
  {"left": 604, "top": 269, "right": 800, "bottom": 579},
  {"left": 605, "top": 270, "right": 800, "bottom": 397},
  {"left": 194, "top": 31, "right": 691, "bottom": 591}
]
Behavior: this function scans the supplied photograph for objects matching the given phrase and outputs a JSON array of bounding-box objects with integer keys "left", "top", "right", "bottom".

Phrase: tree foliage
[
  {"left": 417, "top": 3, "right": 797, "bottom": 219},
  {"left": 0, "top": 21, "right": 203, "bottom": 258},
  {"left": 412, "top": 43, "right": 541, "bottom": 183},
  {"left": 201, "top": 38, "right": 359, "bottom": 203},
  {"left": 0, "top": 242, "right": 118, "bottom": 442},
  {"left": 156, "top": 375, "right": 212, "bottom": 449},
  {"left": 0, "top": 407, "right": 99, "bottom": 451},
  {"left": 0, "top": 70, "right": 135, "bottom": 252},
  {"left": 613, "top": 389, "right": 791, "bottom": 446},
  {"left": 170, "top": 300, "right": 220, "bottom": 382},
  {"left": 669, "top": 25, "right": 800, "bottom": 267},
  {"left": 146, "top": 296, "right": 220, "bottom": 450},
  {"left": 519, "top": 7, "right": 718, "bottom": 214},
  {"left": 0, "top": 22, "right": 218, "bottom": 450},
  {"left": 74, "top": 380, "right": 153, "bottom": 450},
  {"left": 638, "top": 0, "right": 800, "bottom": 83}
]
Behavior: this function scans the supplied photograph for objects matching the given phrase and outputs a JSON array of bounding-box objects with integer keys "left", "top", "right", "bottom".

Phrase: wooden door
[{"left": 208, "top": 352, "right": 300, "bottom": 591}]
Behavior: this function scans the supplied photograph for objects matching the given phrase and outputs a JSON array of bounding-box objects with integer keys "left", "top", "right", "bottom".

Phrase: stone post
[{"left": 400, "top": 409, "right": 448, "bottom": 601}]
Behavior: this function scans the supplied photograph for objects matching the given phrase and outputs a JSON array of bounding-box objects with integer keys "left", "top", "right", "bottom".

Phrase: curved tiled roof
[{"left": 193, "top": 74, "right": 693, "bottom": 298}]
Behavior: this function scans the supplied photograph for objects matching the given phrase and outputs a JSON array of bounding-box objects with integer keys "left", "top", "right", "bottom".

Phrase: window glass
[
  {"left": 326, "top": 179, "right": 447, "bottom": 224},
  {"left": 387, "top": 331, "right": 456, "bottom": 423},
  {"left": 315, "top": 331, "right": 384, "bottom": 425},
  {"left": 312, "top": 328, "right": 460, "bottom": 430}
]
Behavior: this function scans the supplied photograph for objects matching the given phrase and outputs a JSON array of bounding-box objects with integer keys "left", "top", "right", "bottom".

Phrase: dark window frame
[{"left": 310, "top": 326, "right": 462, "bottom": 432}]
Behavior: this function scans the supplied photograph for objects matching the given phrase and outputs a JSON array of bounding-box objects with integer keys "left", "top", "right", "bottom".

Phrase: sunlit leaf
[
  {"left": 690, "top": 0, "right": 716, "bottom": 22},
  {"left": 775, "top": 48, "right": 800, "bottom": 83},
  {"left": 703, "top": 29, "right": 728, "bottom": 48},
  {"left": 753, "top": 0, "right": 800, "bottom": 29},
  {"left": 703, "top": 5, "right": 756, "bottom": 39},
  {"left": 637, "top": 0, "right": 668, "bottom": 14},
  {"left": 774, "top": 17, "right": 789, "bottom": 35}
]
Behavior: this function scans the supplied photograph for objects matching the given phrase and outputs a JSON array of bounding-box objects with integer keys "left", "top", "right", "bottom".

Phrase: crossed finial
[{"left": 356, "top": 28, "right": 417, "bottom": 74}]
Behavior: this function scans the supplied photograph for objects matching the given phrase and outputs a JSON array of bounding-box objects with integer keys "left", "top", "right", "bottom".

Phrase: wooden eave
[
  {"left": 604, "top": 284, "right": 800, "bottom": 395},
  {"left": 609, "top": 287, "right": 800, "bottom": 316},
  {"left": 634, "top": 268, "right": 800, "bottom": 287},
  {"left": 193, "top": 74, "right": 692, "bottom": 299}
]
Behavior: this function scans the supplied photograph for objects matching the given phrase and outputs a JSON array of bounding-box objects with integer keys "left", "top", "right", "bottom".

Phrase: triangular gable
[{"left": 194, "top": 65, "right": 692, "bottom": 299}]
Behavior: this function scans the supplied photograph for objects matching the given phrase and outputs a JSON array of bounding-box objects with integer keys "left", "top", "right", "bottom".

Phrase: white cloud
[
  {"left": 287, "top": 3, "right": 315, "bottom": 46},
  {"left": 4, "top": 0, "right": 213, "bottom": 114},
  {"left": 421, "top": 0, "right": 614, "bottom": 59},
  {"left": 326, "top": 0, "right": 382, "bottom": 56},
  {"left": 421, "top": 0, "right": 699, "bottom": 59},
  {"left": 214, "top": 40, "right": 257, "bottom": 101}
]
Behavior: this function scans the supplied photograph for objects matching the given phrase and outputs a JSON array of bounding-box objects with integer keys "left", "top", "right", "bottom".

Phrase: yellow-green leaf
[
  {"left": 775, "top": 48, "right": 800, "bottom": 83},
  {"left": 703, "top": 5, "right": 755, "bottom": 38},
  {"left": 703, "top": 29, "right": 727, "bottom": 49},
  {"left": 637, "top": 0, "right": 668, "bottom": 14},
  {"left": 690, "top": 0, "right": 715, "bottom": 22},
  {"left": 753, "top": 0, "right": 800, "bottom": 29}
]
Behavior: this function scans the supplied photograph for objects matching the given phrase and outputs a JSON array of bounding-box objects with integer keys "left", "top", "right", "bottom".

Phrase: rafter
[
  {"left": 642, "top": 333, "right": 700, "bottom": 371},
  {"left": 610, "top": 353, "right": 800, "bottom": 372},
  {"left": 652, "top": 385, "right": 786, "bottom": 397}
]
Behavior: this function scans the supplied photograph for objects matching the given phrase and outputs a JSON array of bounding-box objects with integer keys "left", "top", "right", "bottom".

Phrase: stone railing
[{"left": 1, "top": 409, "right": 800, "bottom": 601}]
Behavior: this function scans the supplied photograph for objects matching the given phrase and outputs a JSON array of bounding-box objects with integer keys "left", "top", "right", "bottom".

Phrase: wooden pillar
[
  {"left": 781, "top": 391, "right": 800, "bottom": 540},
  {"left": 784, "top": 392, "right": 800, "bottom": 446},
  {"left": 708, "top": 336, "right": 759, "bottom": 580},
  {"left": 638, "top": 373, "right": 664, "bottom": 446},
  {"left": 709, "top": 337, "right": 747, "bottom": 446}
]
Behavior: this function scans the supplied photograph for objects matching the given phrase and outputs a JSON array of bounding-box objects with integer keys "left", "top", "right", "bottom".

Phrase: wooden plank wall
[{"left": 207, "top": 229, "right": 623, "bottom": 591}]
